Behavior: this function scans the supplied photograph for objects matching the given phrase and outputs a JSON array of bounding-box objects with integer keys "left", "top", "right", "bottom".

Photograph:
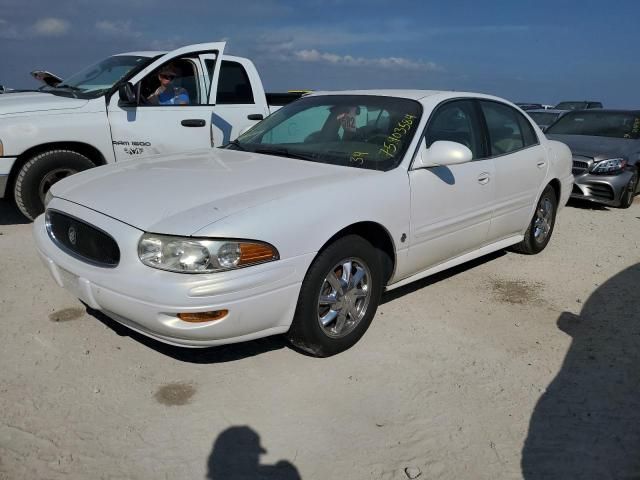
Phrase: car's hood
[
  {"left": 0, "top": 91, "right": 88, "bottom": 115},
  {"left": 546, "top": 134, "right": 637, "bottom": 161},
  {"left": 51, "top": 148, "right": 375, "bottom": 235}
]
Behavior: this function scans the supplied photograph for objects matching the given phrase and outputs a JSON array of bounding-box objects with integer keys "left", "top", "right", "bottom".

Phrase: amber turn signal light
[
  {"left": 238, "top": 243, "right": 278, "bottom": 266},
  {"left": 177, "top": 310, "right": 229, "bottom": 323}
]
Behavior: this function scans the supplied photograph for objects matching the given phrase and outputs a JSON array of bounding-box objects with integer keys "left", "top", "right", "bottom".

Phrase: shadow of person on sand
[
  {"left": 206, "top": 426, "right": 301, "bottom": 480},
  {"left": 522, "top": 263, "right": 640, "bottom": 479}
]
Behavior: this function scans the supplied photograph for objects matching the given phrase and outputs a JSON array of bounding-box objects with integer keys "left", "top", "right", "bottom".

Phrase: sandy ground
[{"left": 0, "top": 197, "right": 638, "bottom": 480}]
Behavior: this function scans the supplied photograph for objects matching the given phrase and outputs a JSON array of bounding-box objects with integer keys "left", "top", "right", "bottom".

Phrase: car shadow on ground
[
  {"left": 86, "top": 307, "right": 288, "bottom": 363},
  {"left": 566, "top": 198, "right": 610, "bottom": 210},
  {"left": 206, "top": 426, "right": 301, "bottom": 479},
  {"left": 521, "top": 263, "right": 640, "bottom": 479},
  {"left": 381, "top": 250, "right": 505, "bottom": 304},
  {"left": 0, "top": 200, "right": 29, "bottom": 225}
]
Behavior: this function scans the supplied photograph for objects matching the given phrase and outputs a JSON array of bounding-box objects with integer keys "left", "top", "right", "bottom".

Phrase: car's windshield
[
  {"left": 555, "top": 101, "right": 588, "bottom": 110},
  {"left": 43, "top": 55, "right": 152, "bottom": 99},
  {"left": 528, "top": 112, "right": 560, "bottom": 126},
  {"left": 232, "top": 95, "right": 423, "bottom": 171},
  {"left": 546, "top": 111, "right": 640, "bottom": 139}
]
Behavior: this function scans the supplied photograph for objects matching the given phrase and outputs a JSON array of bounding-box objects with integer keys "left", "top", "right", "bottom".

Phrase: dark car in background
[
  {"left": 554, "top": 100, "right": 603, "bottom": 110},
  {"left": 516, "top": 103, "right": 545, "bottom": 111},
  {"left": 546, "top": 110, "right": 640, "bottom": 208},
  {"left": 527, "top": 109, "right": 567, "bottom": 131}
]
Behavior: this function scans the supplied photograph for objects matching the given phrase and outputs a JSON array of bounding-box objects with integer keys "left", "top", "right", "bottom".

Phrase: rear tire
[
  {"left": 619, "top": 171, "right": 638, "bottom": 209},
  {"left": 287, "top": 235, "right": 384, "bottom": 357},
  {"left": 14, "top": 150, "right": 95, "bottom": 221},
  {"left": 513, "top": 184, "right": 557, "bottom": 255}
]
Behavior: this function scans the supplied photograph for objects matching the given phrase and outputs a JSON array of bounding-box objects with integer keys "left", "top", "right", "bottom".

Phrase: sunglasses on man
[{"left": 159, "top": 73, "right": 176, "bottom": 80}]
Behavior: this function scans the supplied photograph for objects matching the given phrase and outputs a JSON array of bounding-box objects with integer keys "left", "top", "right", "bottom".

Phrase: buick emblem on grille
[{"left": 68, "top": 226, "right": 77, "bottom": 246}]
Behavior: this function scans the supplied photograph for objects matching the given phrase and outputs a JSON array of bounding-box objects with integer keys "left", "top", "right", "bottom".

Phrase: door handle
[
  {"left": 181, "top": 119, "right": 206, "bottom": 127},
  {"left": 478, "top": 172, "right": 490, "bottom": 185},
  {"left": 247, "top": 114, "right": 264, "bottom": 121},
  {"left": 537, "top": 161, "right": 546, "bottom": 168}
]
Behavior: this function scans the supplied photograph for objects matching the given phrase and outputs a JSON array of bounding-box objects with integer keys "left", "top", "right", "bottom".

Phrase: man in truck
[{"left": 147, "top": 64, "right": 190, "bottom": 105}]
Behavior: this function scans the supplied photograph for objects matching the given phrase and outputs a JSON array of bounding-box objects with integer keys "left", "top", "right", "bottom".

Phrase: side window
[
  {"left": 425, "top": 100, "right": 484, "bottom": 159},
  {"left": 517, "top": 112, "right": 539, "bottom": 147},
  {"left": 480, "top": 101, "right": 525, "bottom": 155},
  {"left": 216, "top": 61, "right": 254, "bottom": 105},
  {"left": 139, "top": 57, "right": 201, "bottom": 106}
]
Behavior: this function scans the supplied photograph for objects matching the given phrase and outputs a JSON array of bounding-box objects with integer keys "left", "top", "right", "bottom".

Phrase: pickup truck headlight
[
  {"left": 138, "top": 233, "right": 279, "bottom": 273},
  {"left": 590, "top": 158, "right": 626, "bottom": 174}
]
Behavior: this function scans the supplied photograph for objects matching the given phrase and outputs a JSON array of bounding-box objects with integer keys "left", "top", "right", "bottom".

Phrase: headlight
[
  {"left": 590, "top": 157, "right": 627, "bottom": 174},
  {"left": 44, "top": 189, "right": 54, "bottom": 208},
  {"left": 138, "top": 233, "right": 279, "bottom": 273}
]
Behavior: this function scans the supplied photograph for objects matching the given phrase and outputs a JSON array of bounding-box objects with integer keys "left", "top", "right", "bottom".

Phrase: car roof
[
  {"left": 561, "top": 109, "right": 640, "bottom": 114},
  {"left": 306, "top": 89, "right": 513, "bottom": 103},
  {"left": 115, "top": 51, "right": 165, "bottom": 57}
]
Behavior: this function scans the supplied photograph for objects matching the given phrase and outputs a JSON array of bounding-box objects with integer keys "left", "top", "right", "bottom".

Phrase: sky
[{"left": 0, "top": 0, "right": 638, "bottom": 108}]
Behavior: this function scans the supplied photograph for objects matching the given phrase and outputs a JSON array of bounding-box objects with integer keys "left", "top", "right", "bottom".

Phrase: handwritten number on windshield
[{"left": 379, "top": 114, "right": 416, "bottom": 158}]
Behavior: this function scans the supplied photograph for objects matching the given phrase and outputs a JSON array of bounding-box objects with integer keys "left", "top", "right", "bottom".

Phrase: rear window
[
  {"left": 216, "top": 61, "right": 254, "bottom": 104},
  {"left": 546, "top": 111, "right": 640, "bottom": 139}
]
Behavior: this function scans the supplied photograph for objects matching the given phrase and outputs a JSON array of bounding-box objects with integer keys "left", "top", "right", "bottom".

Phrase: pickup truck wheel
[
  {"left": 14, "top": 150, "right": 95, "bottom": 221},
  {"left": 619, "top": 171, "right": 638, "bottom": 209},
  {"left": 287, "top": 235, "right": 383, "bottom": 357},
  {"left": 512, "top": 184, "right": 557, "bottom": 255}
]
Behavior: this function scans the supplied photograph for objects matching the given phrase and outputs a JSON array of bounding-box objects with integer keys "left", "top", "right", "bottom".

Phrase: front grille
[
  {"left": 46, "top": 210, "right": 120, "bottom": 267},
  {"left": 586, "top": 183, "right": 615, "bottom": 200},
  {"left": 572, "top": 160, "right": 589, "bottom": 175}
]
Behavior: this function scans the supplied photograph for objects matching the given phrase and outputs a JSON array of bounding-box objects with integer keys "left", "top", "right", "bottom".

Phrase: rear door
[
  {"left": 107, "top": 42, "right": 225, "bottom": 161},
  {"left": 205, "top": 58, "right": 269, "bottom": 145},
  {"left": 479, "top": 100, "right": 547, "bottom": 241},
  {"left": 407, "top": 99, "right": 495, "bottom": 275}
]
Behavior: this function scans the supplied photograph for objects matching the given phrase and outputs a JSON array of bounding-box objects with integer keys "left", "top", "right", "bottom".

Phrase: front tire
[
  {"left": 14, "top": 150, "right": 95, "bottom": 221},
  {"left": 287, "top": 235, "right": 384, "bottom": 357},
  {"left": 513, "top": 184, "right": 558, "bottom": 255},
  {"left": 619, "top": 170, "right": 638, "bottom": 209}
]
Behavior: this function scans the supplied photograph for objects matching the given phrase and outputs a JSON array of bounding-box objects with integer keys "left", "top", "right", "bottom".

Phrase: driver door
[
  {"left": 107, "top": 42, "right": 225, "bottom": 162},
  {"left": 407, "top": 99, "right": 495, "bottom": 275}
]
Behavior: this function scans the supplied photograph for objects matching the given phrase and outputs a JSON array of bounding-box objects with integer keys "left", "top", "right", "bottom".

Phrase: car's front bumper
[
  {"left": 33, "top": 198, "right": 314, "bottom": 347},
  {"left": 0, "top": 157, "right": 17, "bottom": 198},
  {"left": 570, "top": 169, "right": 635, "bottom": 207}
]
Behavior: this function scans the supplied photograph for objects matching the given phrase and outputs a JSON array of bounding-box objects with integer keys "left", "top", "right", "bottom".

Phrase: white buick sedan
[{"left": 34, "top": 90, "right": 572, "bottom": 356}]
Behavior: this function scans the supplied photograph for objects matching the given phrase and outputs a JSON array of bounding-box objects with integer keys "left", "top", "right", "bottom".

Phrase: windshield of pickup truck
[
  {"left": 43, "top": 55, "right": 152, "bottom": 98},
  {"left": 232, "top": 95, "right": 422, "bottom": 170},
  {"left": 546, "top": 111, "right": 640, "bottom": 139}
]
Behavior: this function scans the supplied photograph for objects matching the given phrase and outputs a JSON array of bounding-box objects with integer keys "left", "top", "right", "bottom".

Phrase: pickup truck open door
[{"left": 107, "top": 42, "right": 226, "bottom": 161}]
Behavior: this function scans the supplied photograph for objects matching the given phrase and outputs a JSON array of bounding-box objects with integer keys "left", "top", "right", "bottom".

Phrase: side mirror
[
  {"left": 415, "top": 140, "right": 473, "bottom": 168},
  {"left": 118, "top": 82, "right": 137, "bottom": 105}
]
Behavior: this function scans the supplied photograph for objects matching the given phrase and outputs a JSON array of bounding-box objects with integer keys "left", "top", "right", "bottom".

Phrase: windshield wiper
[
  {"left": 226, "top": 139, "right": 247, "bottom": 151},
  {"left": 54, "top": 84, "right": 83, "bottom": 91},
  {"left": 253, "top": 147, "right": 317, "bottom": 161}
]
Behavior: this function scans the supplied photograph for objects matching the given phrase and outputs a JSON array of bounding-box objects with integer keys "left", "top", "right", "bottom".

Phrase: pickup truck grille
[{"left": 46, "top": 210, "right": 120, "bottom": 267}]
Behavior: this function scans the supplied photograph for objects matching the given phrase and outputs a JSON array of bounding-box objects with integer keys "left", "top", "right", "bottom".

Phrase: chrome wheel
[
  {"left": 38, "top": 168, "right": 76, "bottom": 203},
  {"left": 533, "top": 196, "right": 553, "bottom": 243},
  {"left": 317, "top": 258, "right": 372, "bottom": 338}
]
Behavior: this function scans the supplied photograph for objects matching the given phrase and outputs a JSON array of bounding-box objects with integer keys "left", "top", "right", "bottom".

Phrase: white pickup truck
[{"left": 0, "top": 41, "right": 302, "bottom": 220}]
